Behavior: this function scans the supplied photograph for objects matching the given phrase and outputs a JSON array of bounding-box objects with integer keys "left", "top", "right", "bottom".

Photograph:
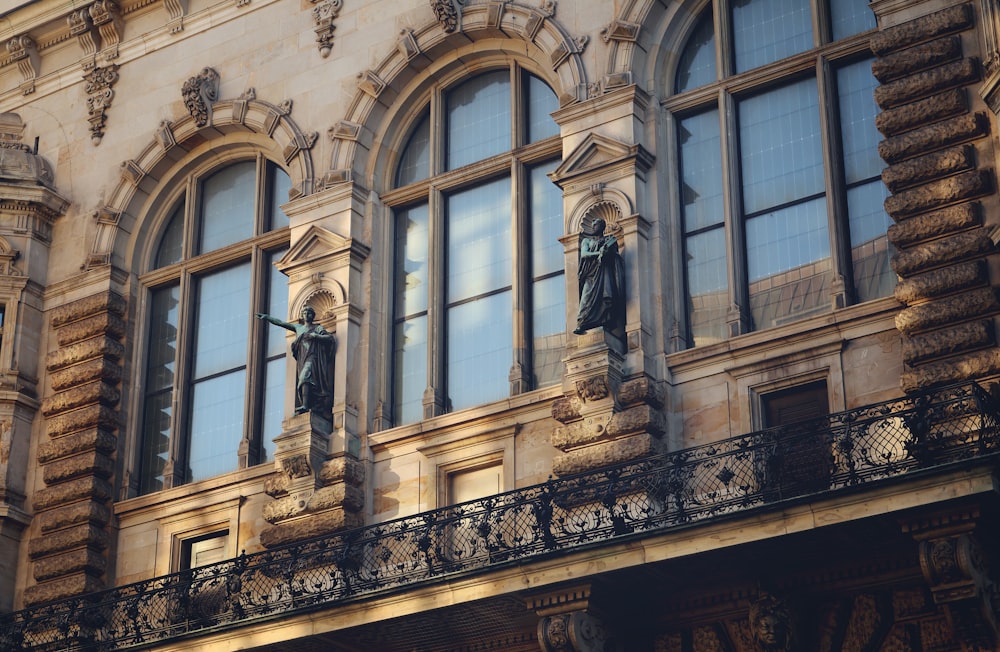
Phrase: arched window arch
[
  {"left": 137, "top": 155, "right": 291, "bottom": 494},
  {"left": 669, "top": 0, "right": 889, "bottom": 347},
  {"left": 385, "top": 65, "right": 563, "bottom": 425}
]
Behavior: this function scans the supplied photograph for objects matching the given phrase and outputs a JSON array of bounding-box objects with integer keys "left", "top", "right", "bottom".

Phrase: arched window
[
  {"left": 671, "top": 0, "right": 889, "bottom": 347},
  {"left": 388, "top": 67, "right": 563, "bottom": 425},
  {"left": 138, "top": 157, "right": 291, "bottom": 494}
]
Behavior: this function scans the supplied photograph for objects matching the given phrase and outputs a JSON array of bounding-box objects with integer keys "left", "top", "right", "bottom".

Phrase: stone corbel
[
  {"left": 84, "top": 64, "right": 119, "bottom": 145},
  {"left": 311, "top": 0, "right": 343, "bottom": 58},
  {"left": 529, "top": 583, "right": 616, "bottom": 652},
  {"left": 182, "top": 67, "right": 220, "bottom": 128},
  {"left": 430, "top": 0, "right": 464, "bottom": 33},
  {"left": 163, "top": 0, "right": 188, "bottom": 33},
  {"left": 7, "top": 36, "right": 39, "bottom": 96},
  {"left": 68, "top": 9, "right": 100, "bottom": 71},
  {"left": 89, "top": 0, "right": 124, "bottom": 62}
]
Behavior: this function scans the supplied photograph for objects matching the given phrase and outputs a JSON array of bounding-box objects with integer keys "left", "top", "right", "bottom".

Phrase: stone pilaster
[{"left": 26, "top": 291, "right": 124, "bottom": 606}]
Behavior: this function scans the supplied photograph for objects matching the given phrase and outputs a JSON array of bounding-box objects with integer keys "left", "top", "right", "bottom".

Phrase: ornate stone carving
[
  {"left": 748, "top": 593, "right": 795, "bottom": 651},
  {"left": 312, "top": 0, "right": 343, "bottom": 58},
  {"left": 84, "top": 65, "right": 119, "bottom": 145},
  {"left": 163, "top": 0, "right": 188, "bottom": 33},
  {"left": 68, "top": 9, "right": 100, "bottom": 70},
  {"left": 537, "top": 611, "right": 609, "bottom": 652},
  {"left": 89, "top": 0, "right": 123, "bottom": 61},
  {"left": 182, "top": 67, "right": 220, "bottom": 128},
  {"left": 7, "top": 36, "right": 39, "bottom": 95},
  {"left": 431, "top": 0, "right": 464, "bottom": 33}
]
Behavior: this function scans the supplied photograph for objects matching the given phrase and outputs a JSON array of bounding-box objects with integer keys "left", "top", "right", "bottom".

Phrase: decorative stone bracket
[
  {"left": 84, "top": 64, "right": 119, "bottom": 145},
  {"left": 529, "top": 583, "right": 616, "bottom": 652},
  {"left": 182, "top": 67, "right": 220, "bottom": 128},
  {"left": 7, "top": 36, "right": 39, "bottom": 96},
  {"left": 312, "top": 0, "right": 343, "bottom": 58}
]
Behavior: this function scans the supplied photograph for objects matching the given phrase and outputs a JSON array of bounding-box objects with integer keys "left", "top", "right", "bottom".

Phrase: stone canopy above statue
[{"left": 0, "top": 113, "right": 55, "bottom": 189}]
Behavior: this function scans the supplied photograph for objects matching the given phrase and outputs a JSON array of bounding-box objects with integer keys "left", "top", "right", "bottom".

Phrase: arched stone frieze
[
  {"left": 90, "top": 88, "right": 317, "bottom": 273},
  {"left": 325, "top": 0, "right": 590, "bottom": 189}
]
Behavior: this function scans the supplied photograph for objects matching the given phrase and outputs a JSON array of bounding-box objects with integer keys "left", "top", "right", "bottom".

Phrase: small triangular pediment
[
  {"left": 550, "top": 133, "right": 649, "bottom": 184},
  {"left": 276, "top": 225, "right": 369, "bottom": 274}
]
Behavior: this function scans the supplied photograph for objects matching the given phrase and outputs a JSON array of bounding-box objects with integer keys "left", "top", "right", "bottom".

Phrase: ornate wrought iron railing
[{"left": 3, "top": 382, "right": 1000, "bottom": 651}]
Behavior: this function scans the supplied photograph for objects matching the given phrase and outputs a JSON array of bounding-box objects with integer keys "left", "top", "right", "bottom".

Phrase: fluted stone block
[
  {"left": 23, "top": 572, "right": 104, "bottom": 606},
  {"left": 33, "top": 476, "right": 114, "bottom": 511},
  {"left": 37, "top": 428, "right": 117, "bottom": 464},
  {"left": 884, "top": 170, "right": 990, "bottom": 220},
  {"left": 876, "top": 88, "right": 967, "bottom": 137},
  {"left": 552, "top": 434, "right": 663, "bottom": 477},
  {"left": 37, "top": 500, "right": 111, "bottom": 533},
  {"left": 879, "top": 113, "right": 986, "bottom": 165},
  {"left": 903, "top": 320, "right": 993, "bottom": 365},
  {"left": 41, "top": 380, "right": 120, "bottom": 417},
  {"left": 45, "top": 336, "right": 124, "bottom": 372},
  {"left": 49, "top": 291, "right": 126, "bottom": 328},
  {"left": 901, "top": 348, "right": 1000, "bottom": 393},
  {"left": 259, "top": 508, "right": 364, "bottom": 548},
  {"left": 46, "top": 404, "right": 119, "bottom": 438},
  {"left": 319, "top": 455, "right": 365, "bottom": 487},
  {"left": 870, "top": 4, "right": 972, "bottom": 58},
  {"left": 28, "top": 522, "right": 109, "bottom": 559},
  {"left": 41, "top": 450, "right": 115, "bottom": 485},
  {"left": 882, "top": 144, "right": 974, "bottom": 193},
  {"left": 55, "top": 312, "right": 126, "bottom": 347},
  {"left": 894, "top": 260, "right": 985, "bottom": 304},
  {"left": 895, "top": 287, "right": 999, "bottom": 335},
  {"left": 872, "top": 36, "right": 963, "bottom": 83},
  {"left": 874, "top": 59, "right": 979, "bottom": 111},
  {"left": 49, "top": 357, "right": 123, "bottom": 392},
  {"left": 33, "top": 546, "right": 106, "bottom": 582},
  {"left": 887, "top": 203, "right": 980, "bottom": 247},
  {"left": 606, "top": 405, "right": 666, "bottom": 439},
  {"left": 891, "top": 229, "right": 992, "bottom": 277}
]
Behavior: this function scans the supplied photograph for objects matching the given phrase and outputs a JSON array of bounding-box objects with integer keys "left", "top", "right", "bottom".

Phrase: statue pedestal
[{"left": 260, "top": 411, "right": 364, "bottom": 548}]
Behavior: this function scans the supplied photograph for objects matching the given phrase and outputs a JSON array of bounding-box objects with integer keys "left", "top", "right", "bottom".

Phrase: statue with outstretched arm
[{"left": 256, "top": 305, "right": 335, "bottom": 415}]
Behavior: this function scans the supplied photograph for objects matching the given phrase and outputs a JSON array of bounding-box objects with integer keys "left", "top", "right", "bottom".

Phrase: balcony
[{"left": 2, "top": 382, "right": 999, "bottom": 651}]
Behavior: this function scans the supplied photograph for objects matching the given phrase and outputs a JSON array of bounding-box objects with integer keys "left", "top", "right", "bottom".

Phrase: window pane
[
  {"left": 740, "top": 78, "right": 824, "bottom": 215},
  {"left": 679, "top": 108, "right": 723, "bottom": 233},
  {"left": 527, "top": 74, "right": 559, "bottom": 143},
  {"left": 155, "top": 203, "right": 185, "bottom": 269},
  {"left": 838, "top": 59, "right": 883, "bottom": 186},
  {"left": 676, "top": 9, "right": 716, "bottom": 93},
  {"left": 831, "top": 0, "right": 875, "bottom": 40},
  {"left": 393, "top": 314, "right": 427, "bottom": 425},
  {"left": 532, "top": 275, "right": 565, "bottom": 387},
  {"left": 747, "top": 197, "right": 832, "bottom": 329},
  {"left": 529, "top": 165, "right": 563, "bottom": 278},
  {"left": 198, "top": 161, "right": 255, "bottom": 253},
  {"left": 447, "top": 291, "right": 512, "bottom": 411},
  {"left": 269, "top": 167, "right": 291, "bottom": 230},
  {"left": 395, "top": 204, "right": 429, "bottom": 318},
  {"left": 447, "top": 71, "right": 511, "bottom": 170},
  {"left": 265, "top": 249, "right": 290, "bottom": 358},
  {"left": 140, "top": 284, "right": 180, "bottom": 494},
  {"left": 139, "top": 390, "right": 172, "bottom": 494},
  {"left": 686, "top": 227, "right": 728, "bottom": 346},
  {"left": 193, "top": 264, "right": 250, "bottom": 379},
  {"left": 397, "top": 111, "right": 431, "bottom": 186},
  {"left": 848, "top": 181, "right": 894, "bottom": 303},
  {"left": 261, "top": 357, "right": 284, "bottom": 463},
  {"left": 733, "top": 0, "right": 811, "bottom": 73},
  {"left": 447, "top": 178, "right": 512, "bottom": 303},
  {"left": 189, "top": 370, "right": 246, "bottom": 482}
]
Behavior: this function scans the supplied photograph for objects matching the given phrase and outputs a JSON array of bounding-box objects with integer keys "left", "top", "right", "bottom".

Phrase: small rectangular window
[
  {"left": 447, "top": 463, "right": 502, "bottom": 505},
  {"left": 179, "top": 531, "right": 228, "bottom": 570},
  {"left": 761, "top": 380, "right": 830, "bottom": 499}
]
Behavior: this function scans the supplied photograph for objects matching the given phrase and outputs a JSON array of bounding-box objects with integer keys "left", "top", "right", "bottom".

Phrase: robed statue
[
  {"left": 256, "top": 305, "right": 335, "bottom": 416},
  {"left": 574, "top": 217, "right": 625, "bottom": 335}
]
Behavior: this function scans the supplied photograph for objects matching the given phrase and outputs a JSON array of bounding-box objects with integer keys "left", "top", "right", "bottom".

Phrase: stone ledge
[
  {"left": 870, "top": 4, "right": 972, "bottom": 58},
  {"left": 891, "top": 228, "right": 993, "bottom": 277},
  {"left": 259, "top": 508, "right": 364, "bottom": 549},
  {"left": 41, "top": 380, "right": 120, "bottom": 417},
  {"left": 879, "top": 112, "right": 986, "bottom": 164},
  {"left": 882, "top": 144, "right": 975, "bottom": 193},
  {"left": 28, "top": 522, "right": 109, "bottom": 559},
  {"left": 23, "top": 571, "right": 105, "bottom": 607},
  {"left": 552, "top": 434, "right": 664, "bottom": 477},
  {"left": 875, "top": 58, "right": 979, "bottom": 110},
  {"left": 895, "top": 287, "right": 999, "bottom": 335},
  {"left": 319, "top": 455, "right": 365, "bottom": 487},
  {"left": 894, "top": 260, "right": 985, "bottom": 304},
  {"left": 901, "top": 348, "right": 1000, "bottom": 393},
  {"left": 49, "top": 356, "right": 123, "bottom": 392},
  {"left": 46, "top": 404, "right": 119, "bottom": 438},
  {"left": 32, "top": 546, "right": 107, "bottom": 582},
  {"left": 55, "top": 312, "right": 126, "bottom": 347},
  {"left": 49, "top": 292, "right": 126, "bottom": 329},
  {"left": 41, "top": 449, "right": 115, "bottom": 485},
  {"left": 33, "top": 475, "right": 114, "bottom": 511},
  {"left": 876, "top": 88, "right": 967, "bottom": 137},
  {"left": 885, "top": 170, "right": 992, "bottom": 221},
  {"left": 902, "top": 319, "right": 993, "bottom": 365},
  {"left": 45, "top": 336, "right": 125, "bottom": 372},
  {"left": 873, "top": 35, "right": 963, "bottom": 83},
  {"left": 37, "top": 499, "right": 112, "bottom": 533},
  {"left": 887, "top": 203, "right": 980, "bottom": 247},
  {"left": 37, "top": 427, "right": 117, "bottom": 464}
]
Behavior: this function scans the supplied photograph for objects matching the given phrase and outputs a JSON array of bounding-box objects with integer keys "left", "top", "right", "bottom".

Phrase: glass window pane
[
  {"left": 679, "top": 108, "right": 724, "bottom": 233},
  {"left": 733, "top": 0, "right": 812, "bottom": 73},
  {"left": 395, "top": 204, "right": 429, "bottom": 318},
  {"left": 447, "top": 291, "right": 512, "bottom": 411},
  {"left": 145, "top": 285, "right": 180, "bottom": 392},
  {"left": 848, "top": 180, "right": 894, "bottom": 303},
  {"left": 747, "top": 197, "right": 832, "bottom": 329},
  {"left": 739, "top": 78, "right": 824, "bottom": 215},
  {"left": 139, "top": 390, "right": 172, "bottom": 494},
  {"left": 532, "top": 275, "right": 565, "bottom": 387},
  {"left": 686, "top": 227, "right": 728, "bottom": 346},
  {"left": 261, "top": 357, "right": 284, "bottom": 463},
  {"left": 447, "top": 71, "right": 511, "bottom": 170},
  {"left": 831, "top": 0, "right": 875, "bottom": 40},
  {"left": 393, "top": 314, "right": 427, "bottom": 425},
  {"left": 198, "top": 161, "right": 255, "bottom": 253},
  {"left": 397, "top": 111, "right": 431, "bottom": 186},
  {"left": 527, "top": 74, "right": 559, "bottom": 143},
  {"left": 676, "top": 9, "right": 716, "bottom": 93},
  {"left": 529, "top": 165, "right": 563, "bottom": 279},
  {"left": 447, "top": 178, "right": 512, "bottom": 303},
  {"left": 155, "top": 203, "right": 185, "bottom": 269},
  {"left": 838, "top": 59, "right": 883, "bottom": 185},
  {"left": 265, "top": 249, "right": 290, "bottom": 358},
  {"left": 269, "top": 166, "right": 291, "bottom": 230},
  {"left": 188, "top": 370, "right": 246, "bottom": 482},
  {"left": 193, "top": 264, "right": 251, "bottom": 379}
]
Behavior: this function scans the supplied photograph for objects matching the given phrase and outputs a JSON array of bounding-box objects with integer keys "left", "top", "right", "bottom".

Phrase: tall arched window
[
  {"left": 387, "top": 67, "right": 563, "bottom": 425},
  {"left": 138, "top": 156, "right": 291, "bottom": 494},
  {"left": 671, "top": 0, "right": 890, "bottom": 347}
]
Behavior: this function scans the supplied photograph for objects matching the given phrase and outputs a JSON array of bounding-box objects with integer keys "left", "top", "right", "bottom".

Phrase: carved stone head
[{"left": 749, "top": 593, "right": 794, "bottom": 651}]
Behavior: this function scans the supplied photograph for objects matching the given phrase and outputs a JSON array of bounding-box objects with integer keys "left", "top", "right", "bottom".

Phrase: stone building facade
[{"left": 0, "top": 0, "right": 999, "bottom": 650}]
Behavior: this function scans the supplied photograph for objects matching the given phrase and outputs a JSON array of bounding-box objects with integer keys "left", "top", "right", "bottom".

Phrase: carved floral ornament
[
  {"left": 430, "top": 0, "right": 464, "bottom": 33},
  {"left": 84, "top": 64, "right": 119, "bottom": 145},
  {"left": 182, "top": 67, "right": 220, "bottom": 128},
  {"left": 312, "top": 0, "right": 343, "bottom": 58}
]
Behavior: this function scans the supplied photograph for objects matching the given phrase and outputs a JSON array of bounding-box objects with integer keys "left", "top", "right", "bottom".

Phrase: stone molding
[
  {"left": 83, "top": 64, "right": 119, "bottom": 145},
  {"left": 7, "top": 35, "right": 39, "bottom": 96},
  {"left": 311, "top": 0, "right": 343, "bottom": 58}
]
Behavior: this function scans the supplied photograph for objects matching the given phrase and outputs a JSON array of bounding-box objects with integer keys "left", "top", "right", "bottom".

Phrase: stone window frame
[
  {"left": 662, "top": 0, "right": 890, "bottom": 347},
  {"left": 416, "top": 423, "right": 517, "bottom": 512},
  {"left": 379, "top": 58, "right": 564, "bottom": 427},
  {"left": 130, "top": 147, "right": 292, "bottom": 497}
]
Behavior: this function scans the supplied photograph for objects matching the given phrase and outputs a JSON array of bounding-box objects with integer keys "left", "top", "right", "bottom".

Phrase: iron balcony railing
[{"left": 3, "top": 382, "right": 1000, "bottom": 651}]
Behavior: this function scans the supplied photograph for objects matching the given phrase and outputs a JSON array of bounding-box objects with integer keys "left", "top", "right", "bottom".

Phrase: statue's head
[
  {"left": 749, "top": 593, "right": 793, "bottom": 651},
  {"left": 588, "top": 218, "right": 606, "bottom": 236},
  {"left": 301, "top": 305, "right": 316, "bottom": 322}
]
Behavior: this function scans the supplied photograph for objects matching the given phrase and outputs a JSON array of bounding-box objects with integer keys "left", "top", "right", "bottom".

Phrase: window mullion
[
  {"left": 718, "top": 89, "right": 750, "bottom": 337},
  {"left": 241, "top": 245, "right": 267, "bottom": 469},
  {"left": 510, "top": 160, "right": 530, "bottom": 394},
  {"left": 165, "top": 271, "right": 194, "bottom": 489},
  {"left": 253, "top": 153, "right": 267, "bottom": 237},
  {"left": 714, "top": 0, "right": 733, "bottom": 80},
  {"left": 425, "top": 186, "right": 447, "bottom": 419}
]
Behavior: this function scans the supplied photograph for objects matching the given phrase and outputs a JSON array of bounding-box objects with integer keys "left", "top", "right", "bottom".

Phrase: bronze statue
[
  {"left": 256, "top": 305, "right": 335, "bottom": 416},
  {"left": 574, "top": 217, "right": 625, "bottom": 335}
]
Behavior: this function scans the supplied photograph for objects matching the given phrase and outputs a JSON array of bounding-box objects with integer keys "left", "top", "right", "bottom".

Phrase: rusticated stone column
[
  {"left": 26, "top": 291, "right": 124, "bottom": 606},
  {"left": 871, "top": 3, "right": 1000, "bottom": 392}
]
